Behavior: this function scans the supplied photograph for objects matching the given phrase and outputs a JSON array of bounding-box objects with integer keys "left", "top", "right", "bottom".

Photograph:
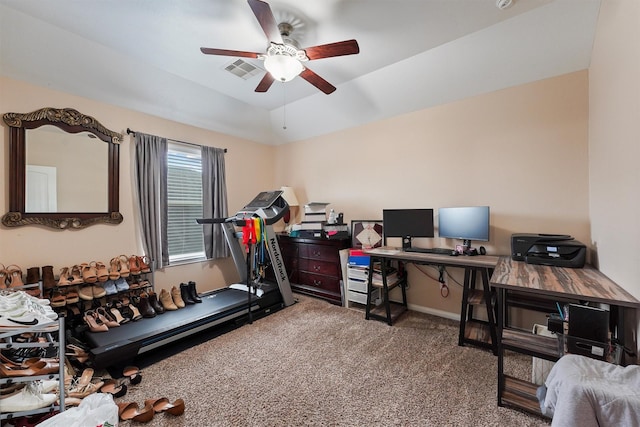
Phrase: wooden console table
[{"left": 490, "top": 256, "right": 640, "bottom": 416}]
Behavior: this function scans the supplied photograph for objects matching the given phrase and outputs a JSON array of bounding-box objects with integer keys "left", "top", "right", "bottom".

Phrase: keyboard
[{"left": 404, "top": 247, "right": 452, "bottom": 255}]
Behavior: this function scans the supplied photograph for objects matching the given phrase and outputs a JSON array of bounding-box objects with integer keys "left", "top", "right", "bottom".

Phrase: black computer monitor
[
  {"left": 383, "top": 209, "right": 434, "bottom": 250},
  {"left": 438, "top": 206, "right": 490, "bottom": 249}
]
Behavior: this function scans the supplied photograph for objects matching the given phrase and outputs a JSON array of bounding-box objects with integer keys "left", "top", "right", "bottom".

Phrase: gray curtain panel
[
  {"left": 134, "top": 133, "right": 169, "bottom": 268},
  {"left": 201, "top": 146, "right": 229, "bottom": 259}
]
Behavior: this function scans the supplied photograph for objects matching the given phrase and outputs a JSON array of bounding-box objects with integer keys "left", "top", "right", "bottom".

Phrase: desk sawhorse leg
[
  {"left": 458, "top": 266, "right": 497, "bottom": 354},
  {"left": 365, "top": 256, "right": 407, "bottom": 326}
]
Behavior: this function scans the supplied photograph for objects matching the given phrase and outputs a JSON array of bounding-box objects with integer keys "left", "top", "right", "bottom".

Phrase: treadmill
[{"left": 85, "top": 190, "right": 295, "bottom": 368}]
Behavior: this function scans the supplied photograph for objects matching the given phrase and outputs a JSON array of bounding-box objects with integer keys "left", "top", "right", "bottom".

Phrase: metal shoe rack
[{"left": 0, "top": 317, "right": 66, "bottom": 421}]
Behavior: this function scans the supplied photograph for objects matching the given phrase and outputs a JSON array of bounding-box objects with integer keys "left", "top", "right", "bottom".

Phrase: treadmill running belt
[{"left": 85, "top": 287, "right": 262, "bottom": 367}]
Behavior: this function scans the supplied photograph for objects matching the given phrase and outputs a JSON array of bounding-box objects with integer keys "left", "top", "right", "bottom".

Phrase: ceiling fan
[{"left": 200, "top": 0, "right": 360, "bottom": 95}]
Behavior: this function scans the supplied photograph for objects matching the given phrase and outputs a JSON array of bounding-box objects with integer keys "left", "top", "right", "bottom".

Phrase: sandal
[
  {"left": 57, "top": 267, "right": 72, "bottom": 286},
  {"left": 80, "top": 263, "right": 97, "bottom": 283},
  {"left": 67, "top": 368, "right": 104, "bottom": 399},
  {"left": 108, "top": 257, "right": 121, "bottom": 280},
  {"left": 138, "top": 255, "right": 152, "bottom": 273},
  {"left": 0, "top": 263, "right": 6, "bottom": 289},
  {"left": 70, "top": 265, "right": 84, "bottom": 285},
  {"left": 128, "top": 255, "right": 141, "bottom": 276},
  {"left": 95, "top": 261, "right": 109, "bottom": 283},
  {"left": 118, "top": 255, "right": 131, "bottom": 278},
  {"left": 6, "top": 265, "right": 24, "bottom": 288}
]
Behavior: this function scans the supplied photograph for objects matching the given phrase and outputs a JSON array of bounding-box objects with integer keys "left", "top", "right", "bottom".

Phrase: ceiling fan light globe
[{"left": 264, "top": 54, "right": 303, "bottom": 82}]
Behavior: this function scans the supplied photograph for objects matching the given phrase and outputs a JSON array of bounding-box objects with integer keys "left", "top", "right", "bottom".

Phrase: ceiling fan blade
[
  {"left": 200, "top": 47, "right": 260, "bottom": 58},
  {"left": 248, "top": 0, "right": 283, "bottom": 44},
  {"left": 300, "top": 68, "right": 336, "bottom": 95},
  {"left": 255, "top": 73, "right": 275, "bottom": 93},
  {"left": 304, "top": 39, "right": 360, "bottom": 61}
]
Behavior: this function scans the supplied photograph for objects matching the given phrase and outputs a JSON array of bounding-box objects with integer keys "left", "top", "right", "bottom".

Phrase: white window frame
[{"left": 167, "top": 141, "right": 205, "bottom": 264}]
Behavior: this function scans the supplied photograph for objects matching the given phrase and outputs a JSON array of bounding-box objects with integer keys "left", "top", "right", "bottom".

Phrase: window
[{"left": 167, "top": 142, "right": 205, "bottom": 263}]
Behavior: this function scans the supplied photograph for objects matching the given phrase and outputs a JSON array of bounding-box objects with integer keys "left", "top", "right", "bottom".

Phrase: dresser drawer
[
  {"left": 299, "top": 243, "right": 337, "bottom": 262},
  {"left": 298, "top": 272, "right": 341, "bottom": 293},
  {"left": 299, "top": 258, "right": 340, "bottom": 277}
]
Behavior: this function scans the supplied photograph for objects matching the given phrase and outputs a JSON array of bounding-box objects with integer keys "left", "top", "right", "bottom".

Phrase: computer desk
[
  {"left": 362, "top": 247, "right": 501, "bottom": 353},
  {"left": 490, "top": 256, "right": 640, "bottom": 415}
]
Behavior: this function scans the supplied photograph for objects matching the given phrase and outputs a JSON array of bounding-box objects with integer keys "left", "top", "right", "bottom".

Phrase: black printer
[{"left": 511, "top": 233, "right": 586, "bottom": 268}]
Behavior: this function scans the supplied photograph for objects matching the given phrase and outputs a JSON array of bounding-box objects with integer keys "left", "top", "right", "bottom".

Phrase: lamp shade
[
  {"left": 264, "top": 55, "right": 304, "bottom": 82},
  {"left": 280, "top": 186, "right": 299, "bottom": 207}
]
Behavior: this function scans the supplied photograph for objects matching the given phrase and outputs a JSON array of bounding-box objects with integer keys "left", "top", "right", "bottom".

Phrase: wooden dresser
[{"left": 269, "top": 234, "right": 350, "bottom": 305}]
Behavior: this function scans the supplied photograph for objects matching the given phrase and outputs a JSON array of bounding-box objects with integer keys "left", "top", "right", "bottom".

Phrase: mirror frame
[{"left": 2, "top": 107, "right": 124, "bottom": 229}]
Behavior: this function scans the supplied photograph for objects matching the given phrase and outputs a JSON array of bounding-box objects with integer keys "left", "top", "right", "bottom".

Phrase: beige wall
[
  {"left": 0, "top": 77, "right": 276, "bottom": 294},
  {"left": 589, "top": 0, "right": 640, "bottom": 301},
  {"left": 275, "top": 71, "right": 590, "bottom": 318}
]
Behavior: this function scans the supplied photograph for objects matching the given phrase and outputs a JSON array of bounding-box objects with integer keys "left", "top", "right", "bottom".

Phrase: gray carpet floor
[{"left": 114, "top": 294, "right": 551, "bottom": 426}]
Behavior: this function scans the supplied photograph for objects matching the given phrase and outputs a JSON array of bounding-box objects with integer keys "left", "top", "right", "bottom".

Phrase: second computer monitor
[
  {"left": 438, "top": 206, "right": 490, "bottom": 248},
  {"left": 383, "top": 209, "right": 434, "bottom": 249}
]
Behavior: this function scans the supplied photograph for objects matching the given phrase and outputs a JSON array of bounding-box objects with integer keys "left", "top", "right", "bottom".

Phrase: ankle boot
[
  {"left": 137, "top": 294, "right": 156, "bottom": 318},
  {"left": 26, "top": 267, "right": 41, "bottom": 285},
  {"left": 148, "top": 291, "right": 164, "bottom": 315},
  {"left": 41, "top": 266, "right": 56, "bottom": 290},
  {"left": 160, "top": 289, "right": 178, "bottom": 311},
  {"left": 188, "top": 281, "right": 202, "bottom": 303},
  {"left": 171, "top": 286, "right": 185, "bottom": 308},
  {"left": 180, "top": 283, "right": 195, "bottom": 305}
]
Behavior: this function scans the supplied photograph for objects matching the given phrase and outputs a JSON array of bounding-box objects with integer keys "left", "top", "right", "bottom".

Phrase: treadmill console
[{"left": 243, "top": 190, "right": 283, "bottom": 210}]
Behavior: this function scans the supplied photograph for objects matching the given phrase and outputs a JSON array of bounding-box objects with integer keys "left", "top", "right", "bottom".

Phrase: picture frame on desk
[{"left": 351, "top": 220, "right": 383, "bottom": 249}]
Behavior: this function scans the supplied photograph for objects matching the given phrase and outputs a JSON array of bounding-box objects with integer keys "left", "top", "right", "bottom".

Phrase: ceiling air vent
[{"left": 224, "top": 59, "right": 263, "bottom": 80}]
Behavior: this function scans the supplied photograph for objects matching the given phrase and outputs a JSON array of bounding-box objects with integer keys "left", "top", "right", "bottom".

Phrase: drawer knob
[
  {"left": 313, "top": 280, "right": 322, "bottom": 286},
  {"left": 314, "top": 265, "right": 321, "bottom": 271},
  {"left": 313, "top": 251, "right": 321, "bottom": 257}
]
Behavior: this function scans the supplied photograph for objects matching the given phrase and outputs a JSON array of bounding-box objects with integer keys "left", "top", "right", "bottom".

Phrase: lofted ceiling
[{"left": 0, "top": 0, "right": 600, "bottom": 145}]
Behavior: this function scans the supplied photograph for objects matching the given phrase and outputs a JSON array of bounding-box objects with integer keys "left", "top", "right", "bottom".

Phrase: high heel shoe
[
  {"left": 67, "top": 368, "right": 104, "bottom": 399},
  {"left": 6, "top": 265, "right": 24, "bottom": 288},
  {"left": 106, "top": 304, "right": 128, "bottom": 324},
  {"left": 96, "top": 307, "right": 120, "bottom": 328},
  {"left": 65, "top": 344, "right": 90, "bottom": 364},
  {"left": 0, "top": 360, "right": 53, "bottom": 377},
  {"left": 123, "top": 365, "right": 143, "bottom": 385},
  {"left": 118, "top": 402, "right": 154, "bottom": 422},
  {"left": 144, "top": 397, "right": 185, "bottom": 416},
  {"left": 127, "top": 302, "right": 143, "bottom": 322},
  {"left": 100, "top": 379, "right": 128, "bottom": 398},
  {"left": 83, "top": 310, "right": 108, "bottom": 332}
]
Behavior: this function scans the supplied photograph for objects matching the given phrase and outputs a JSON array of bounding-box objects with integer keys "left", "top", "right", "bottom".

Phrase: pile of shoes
[
  {"left": 0, "top": 264, "right": 47, "bottom": 297},
  {"left": 0, "top": 291, "right": 58, "bottom": 329},
  {"left": 158, "top": 281, "right": 202, "bottom": 312}
]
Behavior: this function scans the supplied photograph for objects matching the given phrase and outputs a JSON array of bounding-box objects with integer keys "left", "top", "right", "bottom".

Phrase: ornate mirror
[{"left": 2, "top": 107, "right": 123, "bottom": 229}]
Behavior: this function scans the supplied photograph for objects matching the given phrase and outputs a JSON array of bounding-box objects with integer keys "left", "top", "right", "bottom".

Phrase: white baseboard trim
[{"left": 406, "top": 303, "right": 460, "bottom": 322}]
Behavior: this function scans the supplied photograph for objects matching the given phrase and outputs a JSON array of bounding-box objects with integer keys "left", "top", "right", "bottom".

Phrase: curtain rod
[{"left": 126, "top": 128, "right": 227, "bottom": 153}]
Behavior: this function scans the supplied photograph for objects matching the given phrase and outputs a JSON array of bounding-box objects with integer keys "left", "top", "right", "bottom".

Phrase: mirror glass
[
  {"left": 2, "top": 107, "right": 123, "bottom": 229},
  {"left": 26, "top": 126, "right": 108, "bottom": 213}
]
